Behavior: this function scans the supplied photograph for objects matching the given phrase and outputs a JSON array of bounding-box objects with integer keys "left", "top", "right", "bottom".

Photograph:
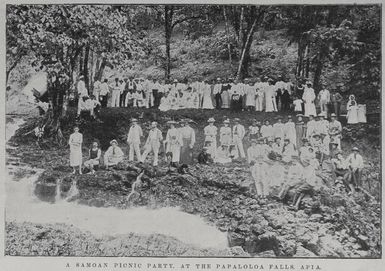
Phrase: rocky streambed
[{"left": 5, "top": 116, "right": 381, "bottom": 258}]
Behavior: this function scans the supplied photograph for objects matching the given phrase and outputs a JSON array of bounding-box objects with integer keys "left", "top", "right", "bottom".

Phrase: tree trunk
[
  {"left": 236, "top": 16, "right": 258, "bottom": 80},
  {"left": 95, "top": 56, "right": 107, "bottom": 81},
  {"left": 83, "top": 44, "right": 90, "bottom": 93},
  {"left": 164, "top": 5, "right": 173, "bottom": 80},
  {"left": 313, "top": 49, "right": 326, "bottom": 93},
  {"left": 223, "top": 7, "right": 233, "bottom": 69}
]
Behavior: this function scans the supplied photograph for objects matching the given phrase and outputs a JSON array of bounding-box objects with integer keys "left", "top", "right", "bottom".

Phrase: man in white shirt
[
  {"left": 141, "top": 121, "right": 163, "bottom": 166},
  {"left": 232, "top": 118, "right": 246, "bottom": 159},
  {"left": 110, "top": 78, "right": 121, "bottom": 107},
  {"left": 328, "top": 113, "right": 342, "bottom": 150},
  {"left": 93, "top": 79, "right": 101, "bottom": 102},
  {"left": 127, "top": 118, "right": 143, "bottom": 162},
  {"left": 99, "top": 79, "right": 110, "bottom": 108},
  {"left": 347, "top": 147, "right": 364, "bottom": 190},
  {"left": 318, "top": 84, "right": 331, "bottom": 115}
]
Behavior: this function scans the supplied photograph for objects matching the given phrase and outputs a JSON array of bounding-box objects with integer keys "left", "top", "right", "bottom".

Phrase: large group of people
[
  {"left": 69, "top": 105, "right": 366, "bottom": 209},
  {"left": 76, "top": 75, "right": 367, "bottom": 125}
]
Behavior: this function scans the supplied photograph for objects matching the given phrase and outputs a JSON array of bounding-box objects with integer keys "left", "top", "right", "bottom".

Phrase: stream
[{"left": 5, "top": 117, "right": 228, "bottom": 250}]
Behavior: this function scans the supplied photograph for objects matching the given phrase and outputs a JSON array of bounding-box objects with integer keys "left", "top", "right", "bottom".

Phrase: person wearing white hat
[
  {"left": 346, "top": 147, "right": 364, "bottom": 190},
  {"left": 69, "top": 126, "right": 83, "bottom": 174},
  {"left": 77, "top": 75, "right": 89, "bottom": 116},
  {"left": 104, "top": 139, "right": 124, "bottom": 169},
  {"left": 179, "top": 119, "right": 196, "bottom": 164},
  {"left": 141, "top": 121, "right": 163, "bottom": 166},
  {"left": 165, "top": 121, "right": 182, "bottom": 165},
  {"left": 328, "top": 113, "right": 342, "bottom": 150},
  {"left": 232, "top": 118, "right": 246, "bottom": 159},
  {"left": 315, "top": 113, "right": 329, "bottom": 135},
  {"left": 302, "top": 81, "right": 316, "bottom": 117},
  {"left": 317, "top": 84, "right": 331, "bottom": 115},
  {"left": 204, "top": 118, "right": 218, "bottom": 158},
  {"left": 127, "top": 118, "right": 143, "bottom": 162}
]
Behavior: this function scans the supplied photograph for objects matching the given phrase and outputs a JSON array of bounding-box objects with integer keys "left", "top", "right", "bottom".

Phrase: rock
[
  {"left": 228, "top": 232, "right": 245, "bottom": 247},
  {"left": 309, "top": 214, "right": 323, "bottom": 222},
  {"left": 254, "top": 250, "right": 276, "bottom": 257},
  {"left": 294, "top": 245, "right": 317, "bottom": 257}
]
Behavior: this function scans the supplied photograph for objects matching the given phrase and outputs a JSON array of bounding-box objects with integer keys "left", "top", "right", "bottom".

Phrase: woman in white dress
[
  {"left": 265, "top": 79, "right": 277, "bottom": 112},
  {"left": 201, "top": 82, "right": 214, "bottom": 109},
  {"left": 302, "top": 82, "right": 317, "bottom": 117},
  {"left": 165, "top": 121, "right": 183, "bottom": 165},
  {"left": 159, "top": 93, "right": 171, "bottom": 112},
  {"left": 347, "top": 95, "right": 359, "bottom": 124},
  {"left": 69, "top": 126, "right": 83, "bottom": 174}
]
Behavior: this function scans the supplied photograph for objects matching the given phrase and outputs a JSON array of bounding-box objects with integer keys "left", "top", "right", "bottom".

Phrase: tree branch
[{"left": 171, "top": 14, "right": 204, "bottom": 29}]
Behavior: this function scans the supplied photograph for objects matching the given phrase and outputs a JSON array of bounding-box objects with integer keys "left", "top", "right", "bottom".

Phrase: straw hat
[{"left": 110, "top": 139, "right": 118, "bottom": 145}]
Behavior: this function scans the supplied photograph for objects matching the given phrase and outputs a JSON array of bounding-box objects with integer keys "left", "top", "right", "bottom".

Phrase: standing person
[
  {"left": 213, "top": 78, "right": 223, "bottom": 109},
  {"left": 255, "top": 78, "right": 265, "bottom": 112},
  {"left": 318, "top": 84, "right": 331, "bottom": 116},
  {"left": 151, "top": 78, "right": 161, "bottom": 108},
  {"left": 330, "top": 89, "right": 343, "bottom": 119},
  {"left": 119, "top": 78, "right": 128, "bottom": 107},
  {"left": 331, "top": 152, "right": 352, "bottom": 192},
  {"left": 346, "top": 147, "right": 364, "bottom": 190},
  {"left": 104, "top": 139, "right": 124, "bottom": 170},
  {"left": 219, "top": 119, "right": 232, "bottom": 149},
  {"left": 302, "top": 81, "right": 316, "bottom": 117},
  {"left": 245, "top": 80, "right": 256, "bottom": 111},
  {"left": 201, "top": 80, "right": 214, "bottom": 109},
  {"left": 84, "top": 141, "right": 101, "bottom": 174},
  {"left": 230, "top": 80, "right": 243, "bottom": 112},
  {"left": 204, "top": 118, "right": 218, "bottom": 159},
  {"left": 77, "top": 75, "right": 88, "bottom": 117},
  {"left": 293, "top": 95, "right": 303, "bottom": 114},
  {"left": 260, "top": 120, "right": 274, "bottom": 140},
  {"left": 69, "top": 126, "right": 83, "bottom": 174},
  {"left": 251, "top": 157, "right": 270, "bottom": 199},
  {"left": 284, "top": 115, "right": 297, "bottom": 147},
  {"left": 295, "top": 114, "right": 306, "bottom": 148},
  {"left": 265, "top": 78, "right": 277, "bottom": 112},
  {"left": 93, "top": 78, "right": 101, "bottom": 102},
  {"left": 127, "top": 118, "right": 143, "bottom": 162},
  {"left": 99, "top": 79, "right": 110, "bottom": 108},
  {"left": 221, "top": 81, "right": 231, "bottom": 109},
  {"left": 141, "top": 121, "right": 163, "bottom": 166},
  {"left": 111, "top": 77, "right": 121, "bottom": 108},
  {"left": 273, "top": 116, "right": 285, "bottom": 140},
  {"left": 347, "top": 95, "right": 359, "bottom": 124},
  {"left": 315, "top": 113, "right": 329, "bottom": 136},
  {"left": 165, "top": 121, "right": 182, "bottom": 166},
  {"left": 281, "top": 88, "right": 291, "bottom": 112},
  {"left": 232, "top": 118, "right": 246, "bottom": 159},
  {"left": 329, "top": 113, "right": 342, "bottom": 150},
  {"left": 275, "top": 81, "right": 283, "bottom": 112},
  {"left": 179, "top": 119, "right": 196, "bottom": 165}
]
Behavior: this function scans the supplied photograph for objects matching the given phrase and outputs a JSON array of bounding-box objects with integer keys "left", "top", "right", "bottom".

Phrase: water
[{"left": 5, "top": 118, "right": 228, "bottom": 250}]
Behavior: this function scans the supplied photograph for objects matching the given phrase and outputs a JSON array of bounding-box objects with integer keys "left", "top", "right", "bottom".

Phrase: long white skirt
[{"left": 70, "top": 145, "right": 82, "bottom": 167}]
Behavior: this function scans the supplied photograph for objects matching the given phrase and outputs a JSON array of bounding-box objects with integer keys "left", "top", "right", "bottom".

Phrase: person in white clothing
[
  {"left": 204, "top": 118, "right": 218, "bottom": 159},
  {"left": 201, "top": 80, "right": 214, "bottom": 109},
  {"left": 77, "top": 75, "right": 88, "bottom": 116},
  {"left": 260, "top": 120, "right": 274, "bottom": 140},
  {"left": 305, "top": 115, "right": 317, "bottom": 139},
  {"left": 254, "top": 78, "right": 264, "bottom": 112},
  {"left": 328, "top": 113, "right": 342, "bottom": 150},
  {"left": 318, "top": 84, "right": 330, "bottom": 115},
  {"left": 347, "top": 94, "right": 359, "bottom": 124},
  {"left": 165, "top": 121, "right": 182, "bottom": 165},
  {"left": 110, "top": 78, "right": 121, "bottom": 107},
  {"left": 141, "top": 122, "right": 163, "bottom": 166},
  {"left": 232, "top": 118, "right": 246, "bottom": 159},
  {"left": 127, "top": 118, "right": 143, "bottom": 162},
  {"left": 273, "top": 116, "right": 285, "bottom": 140},
  {"left": 69, "top": 126, "right": 83, "bottom": 174},
  {"left": 293, "top": 95, "right": 303, "bottom": 113},
  {"left": 346, "top": 147, "right": 364, "bottom": 190},
  {"left": 283, "top": 115, "right": 297, "bottom": 147},
  {"left": 265, "top": 78, "right": 277, "bottom": 112},
  {"left": 302, "top": 81, "right": 317, "bottom": 117},
  {"left": 93, "top": 79, "right": 101, "bottom": 102},
  {"left": 99, "top": 79, "right": 110, "bottom": 108},
  {"left": 245, "top": 81, "right": 256, "bottom": 111}
]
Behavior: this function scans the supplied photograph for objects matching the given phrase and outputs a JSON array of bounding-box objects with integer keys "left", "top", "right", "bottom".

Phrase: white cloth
[
  {"left": 346, "top": 153, "right": 364, "bottom": 169},
  {"left": 357, "top": 104, "right": 367, "bottom": 123},
  {"left": 204, "top": 125, "right": 217, "bottom": 158},
  {"left": 293, "top": 99, "right": 303, "bottom": 112},
  {"left": 264, "top": 85, "right": 277, "bottom": 112},
  {"left": 165, "top": 128, "right": 182, "bottom": 163},
  {"left": 347, "top": 100, "right": 359, "bottom": 124},
  {"left": 245, "top": 85, "right": 256, "bottom": 106},
  {"left": 202, "top": 84, "right": 214, "bottom": 109},
  {"left": 283, "top": 122, "right": 297, "bottom": 146},
  {"left": 142, "top": 128, "right": 163, "bottom": 166},
  {"left": 232, "top": 124, "right": 246, "bottom": 158},
  {"left": 260, "top": 124, "right": 274, "bottom": 139}
]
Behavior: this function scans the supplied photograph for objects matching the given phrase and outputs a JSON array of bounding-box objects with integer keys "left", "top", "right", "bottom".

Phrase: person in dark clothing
[
  {"left": 197, "top": 147, "right": 213, "bottom": 164},
  {"left": 120, "top": 78, "right": 129, "bottom": 107},
  {"left": 281, "top": 89, "right": 291, "bottom": 111}
]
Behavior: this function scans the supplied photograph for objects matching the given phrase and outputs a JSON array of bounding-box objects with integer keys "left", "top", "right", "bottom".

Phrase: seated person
[
  {"left": 277, "top": 158, "right": 304, "bottom": 200},
  {"left": 331, "top": 151, "right": 352, "bottom": 193},
  {"left": 84, "top": 141, "right": 102, "bottom": 174},
  {"left": 197, "top": 147, "right": 213, "bottom": 164},
  {"left": 104, "top": 139, "right": 124, "bottom": 169},
  {"left": 215, "top": 145, "right": 232, "bottom": 164},
  {"left": 282, "top": 138, "right": 296, "bottom": 162}
]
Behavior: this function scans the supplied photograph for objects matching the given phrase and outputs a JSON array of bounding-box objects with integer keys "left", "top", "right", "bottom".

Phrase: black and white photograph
[{"left": 4, "top": 2, "right": 382, "bottom": 262}]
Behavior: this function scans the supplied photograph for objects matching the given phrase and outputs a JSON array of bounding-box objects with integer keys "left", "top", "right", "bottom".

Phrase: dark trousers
[
  {"left": 120, "top": 91, "right": 128, "bottom": 107},
  {"left": 350, "top": 169, "right": 362, "bottom": 188},
  {"left": 100, "top": 95, "right": 108, "bottom": 108},
  {"left": 152, "top": 89, "right": 159, "bottom": 108},
  {"left": 215, "top": 93, "right": 222, "bottom": 109},
  {"left": 333, "top": 102, "right": 341, "bottom": 118}
]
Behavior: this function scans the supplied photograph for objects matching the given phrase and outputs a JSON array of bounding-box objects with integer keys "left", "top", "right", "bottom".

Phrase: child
[{"left": 293, "top": 95, "right": 303, "bottom": 113}]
